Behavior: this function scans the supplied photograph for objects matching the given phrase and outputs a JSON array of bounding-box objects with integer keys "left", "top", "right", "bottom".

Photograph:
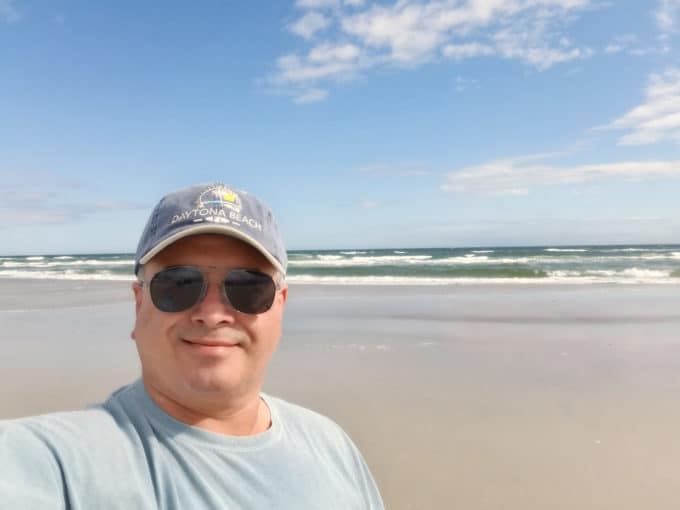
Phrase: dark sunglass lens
[
  {"left": 224, "top": 270, "right": 276, "bottom": 314},
  {"left": 149, "top": 267, "right": 205, "bottom": 312}
]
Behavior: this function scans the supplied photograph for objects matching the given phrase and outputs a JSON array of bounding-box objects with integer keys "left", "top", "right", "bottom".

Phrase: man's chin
[{"left": 183, "top": 371, "right": 244, "bottom": 396}]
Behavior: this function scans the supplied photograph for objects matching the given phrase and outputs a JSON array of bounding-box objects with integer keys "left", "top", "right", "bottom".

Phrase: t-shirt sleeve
[
  {"left": 0, "top": 421, "right": 66, "bottom": 510},
  {"left": 346, "top": 437, "right": 385, "bottom": 510}
]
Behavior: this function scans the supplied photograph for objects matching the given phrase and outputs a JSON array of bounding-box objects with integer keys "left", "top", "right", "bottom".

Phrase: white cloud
[
  {"left": 602, "top": 68, "right": 680, "bottom": 145},
  {"left": 442, "top": 42, "right": 495, "bottom": 59},
  {"left": 454, "top": 75, "right": 479, "bottom": 92},
  {"left": 272, "top": 0, "right": 596, "bottom": 102},
  {"left": 491, "top": 21, "right": 588, "bottom": 70},
  {"left": 275, "top": 43, "right": 364, "bottom": 84},
  {"left": 655, "top": 0, "right": 680, "bottom": 33},
  {"left": 442, "top": 154, "right": 680, "bottom": 195},
  {"left": 295, "top": 0, "right": 339, "bottom": 9},
  {"left": 289, "top": 11, "right": 331, "bottom": 39},
  {"left": 604, "top": 34, "right": 638, "bottom": 54},
  {"left": 294, "top": 88, "right": 329, "bottom": 103},
  {"left": 0, "top": 0, "right": 19, "bottom": 23},
  {"left": 341, "top": 0, "right": 591, "bottom": 65}
]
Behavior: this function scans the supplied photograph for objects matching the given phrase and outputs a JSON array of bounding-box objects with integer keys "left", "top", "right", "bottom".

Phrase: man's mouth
[
  {"left": 180, "top": 337, "right": 242, "bottom": 354},
  {"left": 182, "top": 338, "right": 239, "bottom": 347}
]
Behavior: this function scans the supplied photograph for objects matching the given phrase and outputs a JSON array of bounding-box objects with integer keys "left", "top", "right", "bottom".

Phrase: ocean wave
[
  {"left": 597, "top": 247, "right": 669, "bottom": 253},
  {"left": 548, "top": 267, "right": 672, "bottom": 283},
  {"left": 290, "top": 255, "right": 433, "bottom": 267},
  {"left": 1, "top": 259, "right": 134, "bottom": 268},
  {"left": 289, "top": 253, "right": 670, "bottom": 268},
  {"left": 1, "top": 262, "right": 25, "bottom": 268},
  {"left": 636, "top": 253, "right": 680, "bottom": 261},
  {"left": 0, "top": 270, "right": 134, "bottom": 281},
  {"left": 44, "top": 259, "right": 134, "bottom": 267},
  {"left": 544, "top": 248, "right": 588, "bottom": 253},
  {"left": 290, "top": 254, "right": 566, "bottom": 267},
  {"left": 286, "top": 274, "right": 680, "bottom": 285}
]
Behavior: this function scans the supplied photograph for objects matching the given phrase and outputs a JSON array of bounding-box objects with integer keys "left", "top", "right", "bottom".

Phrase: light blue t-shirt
[{"left": 0, "top": 381, "right": 384, "bottom": 509}]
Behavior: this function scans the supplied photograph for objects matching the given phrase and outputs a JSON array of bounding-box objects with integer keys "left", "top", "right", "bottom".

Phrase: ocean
[{"left": 1, "top": 245, "right": 679, "bottom": 285}]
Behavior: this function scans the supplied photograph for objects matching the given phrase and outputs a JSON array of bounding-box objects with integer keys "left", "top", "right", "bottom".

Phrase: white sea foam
[
  {"left": 544, "top": 248, "right": 588, "bottom": 253},
  {"left": 54, "top": 256, "right": 75, "bottom": 259},
  {"left": 289, "top": 253, "right": 613, "bottom": 267},
  {"left": 1, "top": 259, "right": 133, "bottom": 268},
  {"left": 620, "top": 268, "right": 670, "bottom": 280},
  {"left": 291, "top": 255, "right": 433, "bottom": 267},
  {"left": 25, "top": 256, "right": 45, "bottom": 260},
  {"left": 548, "top": 268, "right": 672, "bottom": 283},
  {"left": 600, "top": 248, "right": 656, "bottom": 253},
  {"left": 287, "top": 274, "right": 680, "bottom": 286},
  {"left": 0, "top": 270, "right": 134, "bottom": 281},
  {"left": 340, "top": 251, "right": 367, "bottom": 255},
  {"left": 472, "top": 250, "right": 494, "bottom": 254},
  {"left": 638, "top": 254, "right": 676, "bottom": 261},
  {"left": 43, "top": 259, "right": 134, "bottom": 267}
]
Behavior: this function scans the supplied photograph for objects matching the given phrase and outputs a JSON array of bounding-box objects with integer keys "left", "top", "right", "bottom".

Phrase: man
[{"left": 0, "top": 183, "right": 384, "bottom": 509}]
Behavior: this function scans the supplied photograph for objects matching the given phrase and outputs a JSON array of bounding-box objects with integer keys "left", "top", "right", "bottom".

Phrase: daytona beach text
[{"left": 171, "top": 208, "right": 263, "bottom": 230}]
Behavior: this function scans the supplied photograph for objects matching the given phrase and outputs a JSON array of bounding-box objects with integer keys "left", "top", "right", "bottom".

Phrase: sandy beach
[{"left": 2, "top": 279, "right": 680, "bottom": 509}]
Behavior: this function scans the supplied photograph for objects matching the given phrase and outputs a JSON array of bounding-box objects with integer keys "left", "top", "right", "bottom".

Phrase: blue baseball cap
[{"left": 134, "top": 183, "right": 287, "bottom": 275}]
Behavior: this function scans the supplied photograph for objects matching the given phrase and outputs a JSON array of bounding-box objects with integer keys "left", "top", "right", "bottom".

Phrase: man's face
[{"left": 131, "top": 234, "right": 287, "bottom": 406}]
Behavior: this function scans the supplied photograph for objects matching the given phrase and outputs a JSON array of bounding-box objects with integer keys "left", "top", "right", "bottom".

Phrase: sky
[{"left": 1, "top": 0, "right": 679, "bottom": 254}]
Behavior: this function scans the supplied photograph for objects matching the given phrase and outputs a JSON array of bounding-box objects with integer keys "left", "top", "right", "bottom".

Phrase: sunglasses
[{"left": 142, "top": 265, "right": 279, "bottom": 315}]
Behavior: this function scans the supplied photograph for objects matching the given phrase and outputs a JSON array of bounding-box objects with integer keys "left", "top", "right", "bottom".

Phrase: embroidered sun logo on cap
[{"left": 198, "top": 185, "right": 242, "bottom": 213}]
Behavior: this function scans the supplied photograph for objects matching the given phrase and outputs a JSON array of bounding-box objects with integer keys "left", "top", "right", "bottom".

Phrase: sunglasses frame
[{"left": 139, "top": 265, "right": 281, "bottom": 315}]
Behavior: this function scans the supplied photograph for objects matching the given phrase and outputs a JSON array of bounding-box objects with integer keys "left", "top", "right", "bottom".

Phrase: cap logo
[
  {"left": 198, "top": 185, "right": 242, "bottom": 213},
  {"left": 169, "top": 184, "right": 262, "bottom": 231}
]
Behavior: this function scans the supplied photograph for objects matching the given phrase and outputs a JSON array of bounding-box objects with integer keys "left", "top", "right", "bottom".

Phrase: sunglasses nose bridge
[
  {"left": 189, "top": 278, "right": 239, "bottom": 324},
  {"left": 200, "top": 276, "right": 230, "bottom": 307}
]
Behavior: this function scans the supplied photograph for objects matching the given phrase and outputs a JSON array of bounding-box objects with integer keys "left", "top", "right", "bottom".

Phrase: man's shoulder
[
  {"left": 0, "top": 382, "right": 139, "bottom": 447},
  {"left": 1, "top": 405, "right": 116, "bottom": 438}
]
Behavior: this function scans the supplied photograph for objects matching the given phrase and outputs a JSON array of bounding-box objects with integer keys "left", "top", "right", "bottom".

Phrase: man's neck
[{"left": 143, "top": 381, "right": 272, "bottom": 436}]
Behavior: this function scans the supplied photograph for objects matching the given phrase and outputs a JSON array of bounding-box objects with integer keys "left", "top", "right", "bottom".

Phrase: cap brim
[{"left": 138, "top": 224, "right": 285, "bottom": 275}]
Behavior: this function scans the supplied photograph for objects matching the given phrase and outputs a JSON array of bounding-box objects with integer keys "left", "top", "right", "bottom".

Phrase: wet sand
[{"left": 2, "top": 280, "right": 680, "bottom": 509}]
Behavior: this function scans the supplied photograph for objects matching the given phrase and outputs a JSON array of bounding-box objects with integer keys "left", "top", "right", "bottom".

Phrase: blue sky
[{"left": 1, "top": 0, "right": 679, "bottom": 254}]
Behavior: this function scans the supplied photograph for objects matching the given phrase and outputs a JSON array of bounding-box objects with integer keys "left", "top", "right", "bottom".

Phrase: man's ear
[
  {"left": 278, "top": 285, "right": 288, "bottom": 306},
  {"left": 130, "top": 282, "right": 143, "bottom": 341},
  {"left": 132, "top": 282, "right": 143, "bottom": 315}
]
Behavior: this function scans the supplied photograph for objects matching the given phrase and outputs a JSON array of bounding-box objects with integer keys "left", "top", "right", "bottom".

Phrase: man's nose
[{"left": 189, "top": 282, "right": 236, "bottom": 326}]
